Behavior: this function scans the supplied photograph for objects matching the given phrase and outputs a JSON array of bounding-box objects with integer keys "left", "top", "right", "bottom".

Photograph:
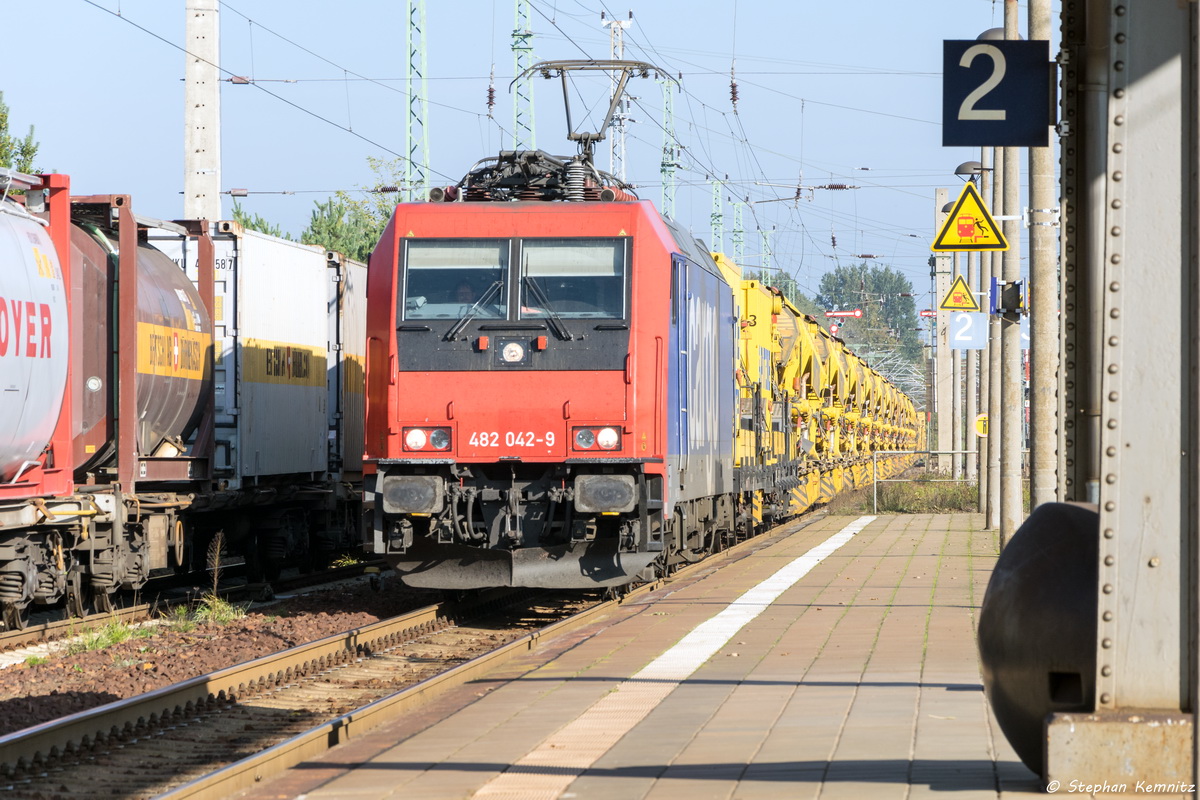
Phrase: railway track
[
  {"left": 0, "top": 561, "right": 386, "bottom": 654},
  {"left": 0, "top": 514, "right": 820, "bottom": 799}
]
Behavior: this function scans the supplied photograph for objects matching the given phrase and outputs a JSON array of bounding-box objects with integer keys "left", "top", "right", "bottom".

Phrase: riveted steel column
[
  {"left": 1058, "top": 1, "right": 1084, "bottom": 501},
  {"left": 1046, "top": 0, "right": 1198, "bottom": 784},
  {"left": 1094, "top": 0, "right": 1191, "bottom": 717},
  {"left": 1060, "top": 0, "right": 1106, "bottom": 504}
]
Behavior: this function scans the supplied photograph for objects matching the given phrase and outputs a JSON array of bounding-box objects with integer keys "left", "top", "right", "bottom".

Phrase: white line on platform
[{"left": 471, "top": 515, "right": 878, "bottom": 800}]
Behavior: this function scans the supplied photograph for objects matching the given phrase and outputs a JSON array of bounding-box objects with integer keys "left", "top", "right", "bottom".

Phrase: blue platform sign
[
  {"left": 949, "top": 312, "right": 988, "bottom": 351},
  {"left": 943, "top": 40, "right": 1053, "bottom": 147}
]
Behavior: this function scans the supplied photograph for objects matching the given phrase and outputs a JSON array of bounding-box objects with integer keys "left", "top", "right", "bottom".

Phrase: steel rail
[
  {"left": 0, "top": 599, "right": 446, "bottom": 774},
  {"left": 0, "top": 602, "right": 152, "bottom": 652}
]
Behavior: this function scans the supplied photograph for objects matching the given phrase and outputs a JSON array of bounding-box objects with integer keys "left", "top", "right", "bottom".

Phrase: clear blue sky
[{"left": 6, "top": 0, "right": 1055, "bottom": 306}]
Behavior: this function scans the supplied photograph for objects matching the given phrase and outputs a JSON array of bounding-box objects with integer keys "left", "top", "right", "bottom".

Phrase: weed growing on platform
[
  {"left": 823, "top": 472, "right": 980, "bottom": 514},
  {"left": 875, "top": 472, "right": 978, "bottom": 513}
]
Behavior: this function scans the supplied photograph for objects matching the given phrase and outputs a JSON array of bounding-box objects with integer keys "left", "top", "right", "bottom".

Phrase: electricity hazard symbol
[
  {"left": 931, "top": 182, "right": 1008, "bottom": 251},
  {"left": 940, "top": 274, "right": 980, "bottom": 311}
]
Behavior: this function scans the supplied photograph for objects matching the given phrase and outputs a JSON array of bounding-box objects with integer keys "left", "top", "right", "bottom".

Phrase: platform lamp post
[{"left": 955, "top": 160, "right": 987, "bottom": 505}]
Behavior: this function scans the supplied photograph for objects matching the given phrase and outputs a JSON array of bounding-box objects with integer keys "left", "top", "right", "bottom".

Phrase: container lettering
[
  {"left": 265, "top": 346, "right": 311, "bottom": 380},
  {"left": 0, "top": 297, "right": 53, "bottom": 359}
]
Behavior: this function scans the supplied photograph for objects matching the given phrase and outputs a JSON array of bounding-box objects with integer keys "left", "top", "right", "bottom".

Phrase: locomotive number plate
[{"left": 468, "top": 431, "right": 556, "bottom": 447}]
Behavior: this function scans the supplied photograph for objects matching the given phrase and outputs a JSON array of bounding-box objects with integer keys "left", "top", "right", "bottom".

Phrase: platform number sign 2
[
  {"left": 943, "top": 40, "right": 1053, "bottom": 147},
  {"left": 949, "top": 312, "right": 988, "bottom": 351}
]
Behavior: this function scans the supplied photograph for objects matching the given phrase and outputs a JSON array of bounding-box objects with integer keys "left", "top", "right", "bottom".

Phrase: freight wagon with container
[{"left": 0, "top": 169, "right": 366, "bottom": 629}]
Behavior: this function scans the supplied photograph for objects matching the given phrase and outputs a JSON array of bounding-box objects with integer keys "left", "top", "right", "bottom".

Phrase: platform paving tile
[{"left": 244, "top": 514, "right": 1055, "bottom": 800}]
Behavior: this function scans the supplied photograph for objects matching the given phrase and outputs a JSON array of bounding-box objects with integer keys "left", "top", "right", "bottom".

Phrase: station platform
[{"left": 242, "top": 513, "right": 1047, "bottom": 800}]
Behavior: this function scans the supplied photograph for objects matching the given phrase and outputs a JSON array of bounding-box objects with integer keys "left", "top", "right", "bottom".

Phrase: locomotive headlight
[
  {"left": 405, "top": 429, "right": 428, "bottom": 450},
  {"left": 501, "top": 342, "right": 526, "bottom": 363},
  {"left": 429, "top": 429, "right": 451, "bottom": 450},
  {"left": 596, "top": 427, "right": 620, "bottom": 450},
  {"left": 574, "top": 428, "right": 596, "bottom": 449}
]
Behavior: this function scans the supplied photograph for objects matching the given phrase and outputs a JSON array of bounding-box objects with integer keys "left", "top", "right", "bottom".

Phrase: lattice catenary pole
[
  {"left": 603, "top": 11, "right": 632, "bottom": 180},
  {"left": 710, "top": 180, "right": 723, "bottom": 253},
  {"left": 659, "top": 78, "right": 677, "bottom": 218},
  {"left": 512, "top": 0, "right": 535, "bottom": 150},
  {"left": 405, "top": 0, "right": 429, "bottom": 201}
]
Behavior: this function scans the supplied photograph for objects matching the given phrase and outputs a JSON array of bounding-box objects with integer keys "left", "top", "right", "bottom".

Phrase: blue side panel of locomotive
[{"left": 664, "top": 242, "right": 737, "bottom": 514}]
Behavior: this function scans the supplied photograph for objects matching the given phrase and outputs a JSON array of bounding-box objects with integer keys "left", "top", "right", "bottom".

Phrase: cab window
[
  {"left": 402, "top": 239, "right": 508, "bottom": 319},
  {"left": 519, "top": 238, "right": 626, "bottom": 319}
]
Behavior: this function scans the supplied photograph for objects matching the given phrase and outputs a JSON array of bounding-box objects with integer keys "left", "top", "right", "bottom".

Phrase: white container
[{"left": 0, "top": 203, "right": 68, "bottom": 483}]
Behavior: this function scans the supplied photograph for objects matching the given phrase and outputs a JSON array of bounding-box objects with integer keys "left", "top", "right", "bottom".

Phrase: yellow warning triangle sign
[
  {"left": 940, "top": 274, "right": 980, "bottom": 311},
  {"left": 931, "top": 182, "right": 1008, "bottom": 252}
]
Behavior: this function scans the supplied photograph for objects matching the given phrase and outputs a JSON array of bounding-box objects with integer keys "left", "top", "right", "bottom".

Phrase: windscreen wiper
[
  {"left": 522, "top": 277, "right": 574, "bottom": 341},
  {"left": 445, "top": 280, "right": 504, "bottom": 341}
]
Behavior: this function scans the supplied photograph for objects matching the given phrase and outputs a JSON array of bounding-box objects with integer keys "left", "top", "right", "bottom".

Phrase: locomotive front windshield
[
  {"left": 520, "top": 239, "right": 625, "bottom": 319},
  {"left": 400, "top": 237, "right": 627, "bottom": 321},
  {"left": 403, "top": 239, "right": 509, "bottom": 319}
]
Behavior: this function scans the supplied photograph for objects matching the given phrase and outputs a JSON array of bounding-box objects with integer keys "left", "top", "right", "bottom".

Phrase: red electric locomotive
[
  {"left": 361, "top": 60, "right": 919, "bottom": 591},
  {"left": 363, "top": 144, "right": 738, "bottom": 589}
]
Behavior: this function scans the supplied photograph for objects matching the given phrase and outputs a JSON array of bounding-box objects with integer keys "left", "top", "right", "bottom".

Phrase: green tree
[
  {"left": 815, "top": 262, "right": 922, "bottom": 364},
  {"left": 0, "top": 92, "right": 39, "bottom": 173},
  {"left": 231, "top": 200, "right": 290, "bottom": 239},
  {"left": 300, "top": 197, "right": 383, "bottom": 263},
  {"left": 339, "top": 156, "right": 404, "bottom": 229},
  {"left": 293, "top": 156, "right": 403, "bottom": 263}
]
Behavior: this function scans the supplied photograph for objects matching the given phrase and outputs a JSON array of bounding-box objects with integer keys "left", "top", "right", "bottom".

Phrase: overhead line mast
[
  {"left": 405, "top": 0, "right": 429, "bottom": 201},
  {"left": 732, "top": 202, "right": 744, "bottom": 264},
  {"left": 184, "top": 0, "right": 221, "bottom": 221},
  {"left": 659, "top": 76, "right": 679, "bottom": 219},
  {"left": 512, "top": 0, "right": 536, "bottom": 150},
  {"left": 602, "top": 11, "right": 633, "bottom": 181},
  {"left": 711, "top": 179, "right": 724, "bottom": 252}
]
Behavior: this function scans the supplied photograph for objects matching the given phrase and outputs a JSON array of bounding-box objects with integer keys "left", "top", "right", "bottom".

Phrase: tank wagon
[
  {"left": 0, "top": 170, "right": 365, "bottom": 628},
  {"left": 360, "top": 149, "right": 919, "bottom": 591}
]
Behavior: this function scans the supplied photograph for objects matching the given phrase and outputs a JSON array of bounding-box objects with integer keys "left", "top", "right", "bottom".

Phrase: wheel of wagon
[
  {"left": 92, "top": 586, "right": 116, "bottom": 615},
  {"left": 2, "top": 602, "right": 29, "bottom": 631},
  {"left": 66, "top": 572, "right": 89, "bottom": 619},
  {"left": 172, "top": 518, "right": 186, "bottom": 569}
]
